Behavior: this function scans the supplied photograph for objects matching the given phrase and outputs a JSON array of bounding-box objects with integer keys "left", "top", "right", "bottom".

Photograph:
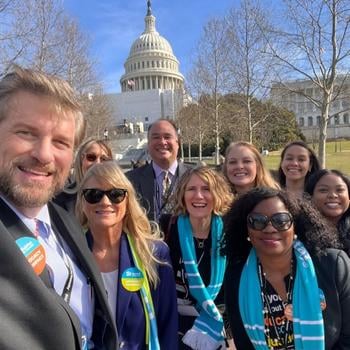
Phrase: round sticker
[
  {"left": 16, "top": 237, "right": 46, "bottom": 275},
  {"left": 121, "top": 267, "right": 144, "bottom": 292}
]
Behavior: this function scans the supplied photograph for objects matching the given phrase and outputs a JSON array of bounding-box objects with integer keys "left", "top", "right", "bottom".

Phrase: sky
[{"left": 64, "top": 0, "right": 236, "bottom": 93}]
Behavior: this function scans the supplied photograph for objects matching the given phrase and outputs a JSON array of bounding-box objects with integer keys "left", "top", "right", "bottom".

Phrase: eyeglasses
[
  {"left": 82, "top": 188, "right": 127, "bottom": 204},
  {"left": 247, "top": 212, "right": 293, "bottom": 231},
  {"left": 84, "top": 153, "right": 111, "bottom": 162}
]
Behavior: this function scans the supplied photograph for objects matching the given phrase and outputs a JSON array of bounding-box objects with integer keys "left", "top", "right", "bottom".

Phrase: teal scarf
[
  {"left": 177, "top": 214, "right": 226, "bottom": 350},
  {"left": 127, "top": 235, "right": 160, "bottom": 350},
  {"left": 239, "top": 240, "right": 325, "bottom": 349}
]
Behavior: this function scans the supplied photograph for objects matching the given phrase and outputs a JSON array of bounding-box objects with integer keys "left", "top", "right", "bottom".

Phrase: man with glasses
[
  {"left": 126, "top": 118, "right": 189, "bottom": 222},
  {"left": 0, "top": 66, "right": 117, "bottom": 350}
]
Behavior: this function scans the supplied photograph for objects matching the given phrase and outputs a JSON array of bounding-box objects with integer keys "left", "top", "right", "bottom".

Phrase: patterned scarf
[
  {"left": 177, "top": 214, "right": 226, "bottom": 350},
  {"left": 239, "top": 240, "right": 325, "bottom": 349}
]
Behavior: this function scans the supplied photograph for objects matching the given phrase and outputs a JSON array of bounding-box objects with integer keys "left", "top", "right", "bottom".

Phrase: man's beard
[{"left": 0, "top": 160, "right": 66, "bottom": 208}]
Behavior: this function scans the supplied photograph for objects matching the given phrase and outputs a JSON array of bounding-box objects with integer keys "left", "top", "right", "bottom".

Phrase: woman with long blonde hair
[{"left": 76, "top": 161, "right": 178, "bottom": 349}]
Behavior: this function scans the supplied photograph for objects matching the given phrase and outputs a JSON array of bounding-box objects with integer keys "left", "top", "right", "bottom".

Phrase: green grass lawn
[{"left": 263, "top": 139, "right": 350, "bottom": 175}]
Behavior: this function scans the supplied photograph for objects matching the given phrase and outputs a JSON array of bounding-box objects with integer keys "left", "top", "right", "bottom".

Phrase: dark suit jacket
[
  {"left": 87, "top": 233, "right": 178, "bottom": 350},
  {"left": 126, "top": 161, "right": 190, "bottom": 221},
  {"left": 53, "top": 181, "right": 78, "bottom": 214},
  {"left": 0, "top": 198, "right": 117, "bottom": 350},
  {"left": 224, "top": 249, "right": 350, "bottom": 350}
]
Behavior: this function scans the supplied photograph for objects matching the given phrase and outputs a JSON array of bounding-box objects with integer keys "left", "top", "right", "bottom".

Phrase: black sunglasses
[
  {"left": 82, "top": 188, "right": 127, "bottom": 204},
  {"left": 247, "top": 212, "right": 293, "bottom": 231},
  {"left": 84, "top": 153, "right": 111, "bottom": 162}
]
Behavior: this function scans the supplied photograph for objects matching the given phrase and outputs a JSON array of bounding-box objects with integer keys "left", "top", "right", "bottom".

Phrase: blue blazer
[{"left": 89, "top": 233, "right": 178, "bottom": 350}]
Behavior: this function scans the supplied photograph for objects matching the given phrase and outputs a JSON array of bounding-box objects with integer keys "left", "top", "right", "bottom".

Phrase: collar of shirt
[
  {"left": 0, "top": 195, "right": 51, "bottom": 235},
  {"left": 152, "top": 160, "right": 178, "bottom": 180}
]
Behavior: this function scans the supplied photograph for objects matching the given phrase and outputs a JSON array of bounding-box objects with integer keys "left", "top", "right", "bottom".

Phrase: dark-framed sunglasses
[
  {"left": 247, "top": 212, "right": 293, "bottom": 231},
  {"left": 84, "top": 153, "right": 111, "bottom": 162},
  {"left": 82, "top": 188, "right": 127, "bottom": 204}
]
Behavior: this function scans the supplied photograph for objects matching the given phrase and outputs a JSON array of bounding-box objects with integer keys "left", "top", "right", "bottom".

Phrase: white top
[{"left": 101, "top": 269, "right": 119, "bottom": 322}]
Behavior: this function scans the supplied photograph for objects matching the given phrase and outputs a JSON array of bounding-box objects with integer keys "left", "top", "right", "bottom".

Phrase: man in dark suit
[
  {"left": 126, "top": 118, "right": 189, "bottom": 222},
  {"left": 0, "top": 66, "right": 117, "bottom": 349}
]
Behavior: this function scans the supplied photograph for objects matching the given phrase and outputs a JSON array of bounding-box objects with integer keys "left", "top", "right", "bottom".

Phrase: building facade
[{"left": 270, "top": 77, "right": 350, "bottom": 141}]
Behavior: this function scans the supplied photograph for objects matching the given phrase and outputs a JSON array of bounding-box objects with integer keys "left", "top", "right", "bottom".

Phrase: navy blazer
[{"left": 89, "top": 233, "right": 178, "bottom": 350}]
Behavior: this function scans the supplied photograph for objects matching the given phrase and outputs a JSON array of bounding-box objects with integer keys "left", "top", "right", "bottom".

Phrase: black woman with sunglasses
[
  {"left": 223, "top": 187, "right": 350, "bottom": 350},
  {"left": 76, "top": 161, "right": 178, "bottom": 349}
]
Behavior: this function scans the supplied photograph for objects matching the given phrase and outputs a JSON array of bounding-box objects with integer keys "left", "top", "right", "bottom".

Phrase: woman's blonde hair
[
  {"left": 223, "top": 141, "right": 279, "bottom": 193},
  {"left": 174, "top": 166, "right": 233, "bottom": 216},
  {"left": 76, "top": 161, "right": 162, "bottom": 287},
  {"left": 74, "top": 138, "right": 113, "bottom": 184}
]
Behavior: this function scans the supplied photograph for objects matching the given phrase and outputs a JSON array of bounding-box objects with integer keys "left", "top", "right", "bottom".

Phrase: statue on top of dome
[{"left": 147, "top": 0, "right": 152, "bottom": 16}]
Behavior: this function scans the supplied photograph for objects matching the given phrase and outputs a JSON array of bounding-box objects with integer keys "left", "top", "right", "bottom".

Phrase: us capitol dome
[
  {"left": 120, "top": 1, "right": 184, "bottom": 92},
  {"left": 111, "top": 0, "right": 185, "bottom": 130}
]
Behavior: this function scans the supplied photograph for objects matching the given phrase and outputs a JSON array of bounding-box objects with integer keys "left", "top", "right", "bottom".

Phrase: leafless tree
[
  {"left": 83, "top": 89, "right": 114, "bottom": 140},
  {"left": 0, "top": 0, "right": 31, "bottom": 75},
  {"left": 0, "top": 0, "right": 114, "bottom": 139},
  {"left": 226, "top": 0, "right": 275, "bottom": 143},
  {"left": 177, "top": 101, "right": 210, "bottom": 161},
  {"left": 265, "top": 0, "right": 350, "bottom": 167},
  {"left": 188, "top": 17, "right": 233, "bottom": 165}
]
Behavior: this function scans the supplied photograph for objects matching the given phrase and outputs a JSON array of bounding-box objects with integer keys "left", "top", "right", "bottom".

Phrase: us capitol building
[{"left": 108, "top": 0, "right": 185, "bottom": 134}]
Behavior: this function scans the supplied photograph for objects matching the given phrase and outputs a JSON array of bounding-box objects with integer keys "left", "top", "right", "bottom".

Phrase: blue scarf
[
  {"left": 239, "top": 240, "right": 325, "bottom": 349},
  {"left": 177, "top": 214, "right": 226, "bottom": 350}
]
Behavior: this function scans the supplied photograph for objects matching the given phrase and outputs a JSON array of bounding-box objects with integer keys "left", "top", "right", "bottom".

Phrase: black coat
[
  {"left": 0, "top": 198, "right": 117, "bottom": 350},
  {"left": 224, "top": 249, "right": 350, "bottom": 350}
]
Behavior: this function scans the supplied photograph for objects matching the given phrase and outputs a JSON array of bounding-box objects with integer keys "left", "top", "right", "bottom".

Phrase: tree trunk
[
  {"left": 318, "top": 96, "right": 331, "bottom": 168},
  {"left": 214, "top": 105, "right": 220, "bottom": 165},
  {"left": 247, "top": 95, "right": 253, "bottom": 143}
]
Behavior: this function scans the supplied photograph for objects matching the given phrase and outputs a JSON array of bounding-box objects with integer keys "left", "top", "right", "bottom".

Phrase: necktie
[
  {"left": 34, "top": 218, "right": 49, "bottom": 238},
  {"left": 33, "top": 218, "right": 40, "bottom": 237},
  {"left": 162, "top": 171, "right": 171, "bottom": 204}
]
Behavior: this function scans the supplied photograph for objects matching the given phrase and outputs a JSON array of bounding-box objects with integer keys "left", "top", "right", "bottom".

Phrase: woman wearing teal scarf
[
  {"left": 223, "top": 187, "right": 350, "bottom": 350},
  {"left": 161, "top": 166, "right": 233, "bottom": 349}
]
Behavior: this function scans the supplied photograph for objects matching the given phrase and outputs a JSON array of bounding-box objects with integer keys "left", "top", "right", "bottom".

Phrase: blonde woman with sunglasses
[
  {"left": 54, "top": 138, "right": 113, "bottom": 213},
  {"left": 76, "top": 161, "right": 178, "bottom": 349}
]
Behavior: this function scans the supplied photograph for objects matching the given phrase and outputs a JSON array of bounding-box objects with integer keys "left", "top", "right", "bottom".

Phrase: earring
[
  {"left": 247, "top": 236, "right": 251, "bottom": 242},
  {"left": 294, "top": 234, "right": 298, "bottom": 240}
]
